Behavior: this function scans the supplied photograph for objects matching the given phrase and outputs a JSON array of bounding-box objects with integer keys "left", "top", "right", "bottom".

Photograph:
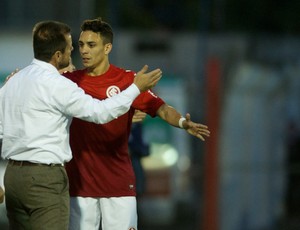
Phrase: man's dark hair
[
  {"left": 81, "top": 18, "right": 113, "bottom": 45},
  {"left": 33, "top": 21, "right": 71, "bottom": 62}
]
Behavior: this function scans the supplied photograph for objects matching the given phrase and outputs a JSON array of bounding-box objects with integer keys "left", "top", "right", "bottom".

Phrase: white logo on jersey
[
  {"left": 147, "top": 89, "right": 158, "bottom": 98},
  {"left": 106, "top": 85, "right": 121, "bottom": 98}
]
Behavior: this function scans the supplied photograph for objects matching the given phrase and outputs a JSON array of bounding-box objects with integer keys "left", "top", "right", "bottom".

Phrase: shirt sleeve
[
  {"left": 0, "top": 121, "right": 2, "bottom": 152},
  {"left": 132, "top": 90, "right": 165, "bottom": 117},
  {"left": 0, "top": 120, "right": 2, "bottom": 140},
  {"left": 0, "top": 88, "right": 3, "bottom": 142},
  {"left": 53, "top": 76, "right": 140, "bottom": 124},
  {"left": 0, "top": 120, "right": 2, "bottom": 138}
]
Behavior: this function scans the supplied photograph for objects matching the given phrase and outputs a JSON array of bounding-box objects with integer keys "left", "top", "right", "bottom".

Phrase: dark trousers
[{"left": 4, "top": 162, "right": 69, "bottom": 230}]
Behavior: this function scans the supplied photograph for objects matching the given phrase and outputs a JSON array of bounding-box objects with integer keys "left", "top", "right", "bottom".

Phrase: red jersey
[{"left": 64, "top": 65, "right": 165, "bottom": 197}]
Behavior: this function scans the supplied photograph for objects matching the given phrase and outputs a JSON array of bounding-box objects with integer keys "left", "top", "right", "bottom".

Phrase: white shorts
[{"left": 69, "top": 196, "right": 137, "bottom": 230}]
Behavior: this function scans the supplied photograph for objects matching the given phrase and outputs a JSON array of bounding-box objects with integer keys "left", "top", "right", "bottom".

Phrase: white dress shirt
[{"left": 0, "top": 59, "right": 140, "bottom": 164}]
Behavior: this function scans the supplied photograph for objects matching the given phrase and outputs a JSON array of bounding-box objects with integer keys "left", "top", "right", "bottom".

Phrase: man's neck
[{"left": 86, "top": 62, "right": 110, "bottom": 77}]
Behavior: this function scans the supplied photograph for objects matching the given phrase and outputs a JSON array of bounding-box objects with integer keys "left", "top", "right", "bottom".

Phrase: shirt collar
[{"left": 32, "top": 58, "right": 59, "bottom": 74}]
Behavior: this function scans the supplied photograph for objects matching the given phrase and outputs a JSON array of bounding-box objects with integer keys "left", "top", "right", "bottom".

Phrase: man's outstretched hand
[
  {"left": 134, "top": 65, "right": 162, "bottom": 92},
  {"left": 182, "top": 113, "right": 210, "bottom": 141}
]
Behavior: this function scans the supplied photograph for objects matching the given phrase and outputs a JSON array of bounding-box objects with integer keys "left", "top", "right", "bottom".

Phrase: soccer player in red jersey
[{"left": 64, "top": 18, "right": 210, "bottom": 230}]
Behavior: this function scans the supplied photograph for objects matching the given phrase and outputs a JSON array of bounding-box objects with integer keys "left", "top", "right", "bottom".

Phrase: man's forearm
[{"left": 157, "top": 104, "right": 183, "bottom": 128}]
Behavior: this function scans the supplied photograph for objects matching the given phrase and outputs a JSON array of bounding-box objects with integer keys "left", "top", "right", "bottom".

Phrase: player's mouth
[{"left": 82, "top": 58, "right": 90, "bottom": 63}]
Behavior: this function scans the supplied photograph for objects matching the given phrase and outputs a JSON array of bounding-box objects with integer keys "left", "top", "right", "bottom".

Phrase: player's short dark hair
[
  {"left": 33, "top": 21, "right": 71, "bottom": 62},
  {"left": 81, "top": 17, "right": 113, "bottom": 45}
]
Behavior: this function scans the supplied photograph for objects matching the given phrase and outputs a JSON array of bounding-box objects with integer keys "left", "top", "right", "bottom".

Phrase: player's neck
[{"left": 87, "top": 62, "right": 110, "bottom": 77}]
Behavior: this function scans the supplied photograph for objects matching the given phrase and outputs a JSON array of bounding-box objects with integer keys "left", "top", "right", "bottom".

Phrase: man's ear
[
  {"left": 50, "top": 51, "right": 62, "bottom": 69},
  {"left": 55, "top": 51, "right": 62, "bottom": 61},
  {"left": 104, "top": 43, "right": 112, "bottom": 55}
]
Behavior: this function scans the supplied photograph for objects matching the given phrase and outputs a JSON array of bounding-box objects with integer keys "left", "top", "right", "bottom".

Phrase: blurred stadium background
[{"left": 1, "top": 1, "right": 300, "bottom": 229}]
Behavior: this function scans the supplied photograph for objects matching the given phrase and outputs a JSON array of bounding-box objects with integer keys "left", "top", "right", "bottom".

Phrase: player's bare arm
[
  {"left": 156, "top": 104, "right": 210, "bottom": 141},
  {"left": 133, "top": 65, "right": 162, "bottom": 92}
]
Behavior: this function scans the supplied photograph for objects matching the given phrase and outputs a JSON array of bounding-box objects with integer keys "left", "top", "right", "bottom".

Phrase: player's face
[
  {"left": 78, "top": 31, "right": 111, "bottom": 71},
  {"left": 58, "top": 34, "right": 73, "bottom": 70}
]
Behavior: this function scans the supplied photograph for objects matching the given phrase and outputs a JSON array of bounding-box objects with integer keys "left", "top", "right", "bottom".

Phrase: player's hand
[
  {"left": 132, "top": 110, "right": 147, "bottom": 123},
  {"left": 0, "top": 186, "right": 4, "bottom": 204},
  {"left": 133, "top": 65, "right": 162, "bottom": 92},
  {"left": 5, "top": 68, "right": 19, "bottom": 84},
  {"left": 182, "top": 113, "right": 210, "bottom": 141}
]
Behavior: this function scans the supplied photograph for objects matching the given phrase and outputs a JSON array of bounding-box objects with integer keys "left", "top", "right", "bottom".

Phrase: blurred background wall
[{"left": 1, "top": 1, "right": 300, "bottom": 230}]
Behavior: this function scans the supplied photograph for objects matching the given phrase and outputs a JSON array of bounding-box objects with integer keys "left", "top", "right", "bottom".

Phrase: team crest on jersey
[{"left": 106, "top": 85, "right": 120, "bottom": 98}]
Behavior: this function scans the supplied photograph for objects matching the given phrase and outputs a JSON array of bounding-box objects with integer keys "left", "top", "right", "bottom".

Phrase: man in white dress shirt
[{"left": 0, "top": 20, "right": 162, "bottom": 230}]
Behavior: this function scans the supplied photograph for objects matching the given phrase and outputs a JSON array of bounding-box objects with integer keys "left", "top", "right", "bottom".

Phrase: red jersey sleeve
[{"left": 132, "top": 90, "right": 165, "bottom": 117}]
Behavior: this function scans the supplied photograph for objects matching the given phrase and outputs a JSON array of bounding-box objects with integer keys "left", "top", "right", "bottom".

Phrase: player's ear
[{"left": 104, "top": 43, "right": 112, "bottom": 55}]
